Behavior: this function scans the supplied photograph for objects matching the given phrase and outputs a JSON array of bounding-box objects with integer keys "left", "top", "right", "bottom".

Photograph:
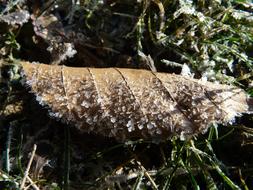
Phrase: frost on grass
[
  {"left": 20, "top": 61, "right": 253, "bottom": 141},
  {"left": 0, "top": 10, "right": 30, "bottom": 25}
]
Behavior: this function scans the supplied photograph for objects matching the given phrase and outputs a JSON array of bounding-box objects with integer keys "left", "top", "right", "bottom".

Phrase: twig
[{"left": 20, "top": 144, "right": 37, "bottom": 189}]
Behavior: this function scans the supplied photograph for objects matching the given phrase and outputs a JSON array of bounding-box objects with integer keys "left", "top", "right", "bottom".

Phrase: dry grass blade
[
  {"left": 136, "top": 161, "right": 158, "bottom": 190},
  {"left": 20, "top": 144, "right": 37, "bottom": 190},
  {"left": 24, "top": 176, "right": 40, "bottom": 190},
  {"left": 20, "top": 61, "right": 252, "bottom": 141}
]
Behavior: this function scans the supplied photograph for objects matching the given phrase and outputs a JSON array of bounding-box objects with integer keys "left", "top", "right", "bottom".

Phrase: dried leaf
[
  {"left": 20, "top": 61, "right": 253, "bottom": 141},
  {"left": 32, "top": 14, "right": 76, "bottom": 64},
  {"left": 32, "top": 14, "right": 63, "bottom": 41}
]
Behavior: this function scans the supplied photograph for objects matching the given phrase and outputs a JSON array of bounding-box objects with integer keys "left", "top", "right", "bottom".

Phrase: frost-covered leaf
[
  {"left": 32, "top": 14, "right": 76, "bottom": 64},
  {"left": 32, "top": 14, "right": 63, "bottom": 40},
  {"left": 20, "top": 61, "right": 253, "bottom": 141}
]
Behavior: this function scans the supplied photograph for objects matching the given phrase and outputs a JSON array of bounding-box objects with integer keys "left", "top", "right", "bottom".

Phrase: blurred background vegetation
[{"left": 0, "top": 0, "right": 253, "bottom": 189}]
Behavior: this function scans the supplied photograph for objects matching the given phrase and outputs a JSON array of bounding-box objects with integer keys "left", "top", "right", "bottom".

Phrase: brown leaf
[
  {"left": 32, "top": 14, "right": 77, "bottom": 64},
  {"left": 20, "top": 61, "right": 253, "bottom": 141}
]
